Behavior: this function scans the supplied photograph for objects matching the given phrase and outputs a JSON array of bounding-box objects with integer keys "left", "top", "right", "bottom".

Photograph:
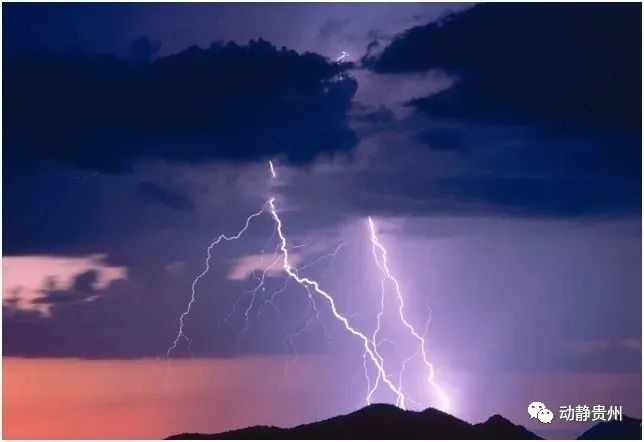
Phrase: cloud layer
[
  {"left": 365, "top": 3, "right": 641, "bottom": 131},
  {"left": 5, "top": 39, "right": 357, "bottom": 171}
]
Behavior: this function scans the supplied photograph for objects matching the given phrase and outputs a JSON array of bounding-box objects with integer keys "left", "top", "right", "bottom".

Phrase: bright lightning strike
[
  {"left": 167, "top": 160, "right": 448, "bottom": 415},
  {"left": 267, "top": 196, "right": 408, "bottom": 408},
  {"left": 336, "top": 51, "right": 350, "bottom": 62},
  {"left": 166, "top": 206, "right": 266, "bottom": 357},
  {"left": 367, "top": 217, "right": 450, "bottom": 412},
  {"left": 365, "top": 277, "right": 387, "bottom": 406}
]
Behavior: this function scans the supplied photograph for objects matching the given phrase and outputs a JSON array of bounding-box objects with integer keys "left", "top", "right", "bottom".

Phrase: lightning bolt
[
  {"left": 367, "top": 217, "right": 449, "bottom": 412},
  {"left": 296, "top": 242, "right": 347, "bottom": 274},
  {"left": 267, "top": 196, "right": 408, "bottom": 408},
  {"left": 168, "top": 160, "right": 448, "bottom": 414},
  {"left": 269, "top": 160, "right": 277, "bottom": 178},
  {"left": 336, "top": 51, "right": 350, "bottom": 62},
  {"left": 166, "top": 205, "right": 266, "bottom": 357},
  {"left": 235, "top": 251, "right": 284, "bottom": 345},
  {"left": 365, "top": 277, "right": 387, "bottom": 406}
]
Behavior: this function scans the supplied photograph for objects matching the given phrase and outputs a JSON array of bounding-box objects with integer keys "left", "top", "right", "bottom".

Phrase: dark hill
[
  {"left": 578, "top": 415, "right": 641, "bottom": 440},
  {"left": 167, "top": 403, "right": 541, "bottom": 439}
]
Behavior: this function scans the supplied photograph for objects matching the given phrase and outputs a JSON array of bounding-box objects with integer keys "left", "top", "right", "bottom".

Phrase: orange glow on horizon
[{"left": 2, "top": 356, "right": 346, "bottom": 439}]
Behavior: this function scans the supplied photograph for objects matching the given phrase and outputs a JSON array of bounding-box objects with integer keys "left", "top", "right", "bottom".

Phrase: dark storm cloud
[
  {"left": 276, "top": 118, "right": 641, "bottom": 226},
  {"left": 365, "top": 3, "right": 641, "bottom": 132},
  {"left": 427, "top": 175, "right": 638, "bottom": 218},
  {"left": 5, "top": 39, "right": 357, "bottom": 171},
  {"left": 347, "top": 3, "right": 641, "bottom": 219}
]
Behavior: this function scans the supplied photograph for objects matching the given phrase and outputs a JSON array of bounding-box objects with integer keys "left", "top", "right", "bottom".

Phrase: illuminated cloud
[
  {"left": 227, "top": 253, "right": 303, "bottom": 281},
  {"left": 3, "top": 254, "right": 127, "bottom": 316}
]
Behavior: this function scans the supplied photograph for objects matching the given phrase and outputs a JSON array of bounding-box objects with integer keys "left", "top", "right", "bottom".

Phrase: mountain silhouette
[
  {"left": 577, "top": 415, "right": 641, "bottom": 440},
  {"left": 167, "top": 403, "right": 541, "bottom": 439}
]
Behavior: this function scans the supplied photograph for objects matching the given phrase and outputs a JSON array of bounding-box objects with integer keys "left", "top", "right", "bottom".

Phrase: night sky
[{"left": 3, "top": 2, "right": 642, "bottom": 439}]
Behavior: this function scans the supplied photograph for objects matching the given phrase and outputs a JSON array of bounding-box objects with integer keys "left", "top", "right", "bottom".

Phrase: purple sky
[{"left": 3, "top": 3, "right": 641, "bottom": 439}]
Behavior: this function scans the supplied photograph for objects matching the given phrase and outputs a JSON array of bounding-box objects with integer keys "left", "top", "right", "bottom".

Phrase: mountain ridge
[
  {"left": 167, "top": 403, "right": 540, "bottom": 439},
  {"left": 168, "top": 403, "right": 642, "bottom": 440},
  {"left": 577, "top": 415, "right": 641, "bottom": 440}
]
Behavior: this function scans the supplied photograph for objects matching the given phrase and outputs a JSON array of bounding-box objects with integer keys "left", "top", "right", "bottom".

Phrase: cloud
[
  {"left": 1, "top": 233, "right": 338, "bottom": 358},
  {"left": 3, "top": 254, "right": 127, "bottom": 316},
  {"left": 5, "top": 39, "right": 358, "bottom": 171},
  {"left": 350, "top": 69, "right": 453, "bottom": 119},
  {"left": 227, "top": 253, "right": 302, "bottom": 281},
  {"left": 365, "top": 3, "right": 641, "bottom": 132},
  {"left": 32, "top": 270, "right": 103, "bottom": 306},
  {"left": 339, "top": 3, "right": 641, "bottom": 220},
  {"left": 276, "top": 122, "right": 641, "bottom": 222}
]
